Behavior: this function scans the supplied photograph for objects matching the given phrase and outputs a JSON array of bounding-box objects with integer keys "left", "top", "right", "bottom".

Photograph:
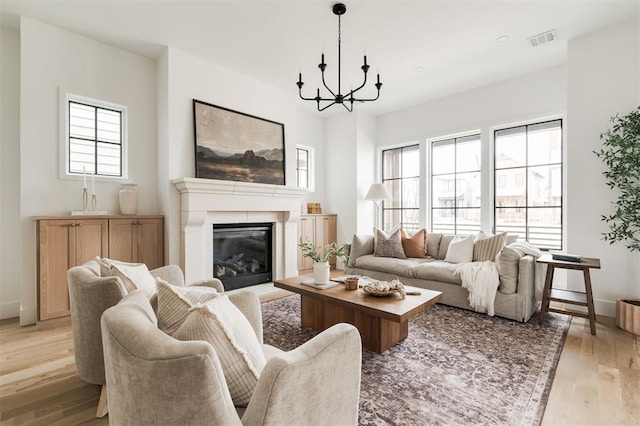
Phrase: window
[
  {"left": 381, "top": 144, "right": 420, "bottom": 232},
  {"left": 430, "top": 134, "right": 481, "bottom": 235},
  {"left": 494, "top": 119, "right": 563, "bottom": 250},
  {"left": 296, "top": 145, "right": 313, "bottom": 190},
  {"left": 64, "top": 94, "right": 127, "bottom": 179}
]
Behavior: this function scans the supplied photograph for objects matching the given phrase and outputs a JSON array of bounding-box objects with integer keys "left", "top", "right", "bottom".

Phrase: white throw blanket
[{"left": 453, "top": 261, "right": 500, "bottom": 316}]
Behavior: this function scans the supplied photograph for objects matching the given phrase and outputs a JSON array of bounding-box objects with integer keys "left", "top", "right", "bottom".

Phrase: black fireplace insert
[{"left": 212, "top": 222, "right": 273, "bottom": 291}]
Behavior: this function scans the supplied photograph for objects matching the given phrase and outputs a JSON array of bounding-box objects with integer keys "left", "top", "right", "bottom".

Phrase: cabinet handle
[{"left": 76, "top": 223, "right": 82, "bottom": 226}]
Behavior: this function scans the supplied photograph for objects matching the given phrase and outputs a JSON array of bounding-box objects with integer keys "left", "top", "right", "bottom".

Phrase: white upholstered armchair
[
  {"left": 67, "top": 260, "right": 223, "bottom": 417},
  {"left": 101, "top": 290, "right": 363, "bottom": 425}
]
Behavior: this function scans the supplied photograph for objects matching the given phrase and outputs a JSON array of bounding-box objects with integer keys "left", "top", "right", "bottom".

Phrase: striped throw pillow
[
  {"left": 173, "top": 296, "right": 266, "bottom": 406},
  {"left": 156, "top": 279, "right": 219, "bottom": 335},
  {"left": 473, "top": 232, "right": 507, "bottom": 262}
]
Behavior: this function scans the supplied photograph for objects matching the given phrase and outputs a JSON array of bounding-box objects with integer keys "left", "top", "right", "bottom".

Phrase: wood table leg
[
  {"left": 539, "top": 264, "right": 555, "bottom": 325},
  {"left": 96, "top": 384, "right": 108, "bottom": 418},
  {"left": 583, "top": 268, "right": 597, "bottom": 335}
]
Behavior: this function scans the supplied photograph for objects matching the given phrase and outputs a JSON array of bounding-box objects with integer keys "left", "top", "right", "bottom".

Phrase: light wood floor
[{"left": 1, "top": 307, "right": 638, "bottom": 425}]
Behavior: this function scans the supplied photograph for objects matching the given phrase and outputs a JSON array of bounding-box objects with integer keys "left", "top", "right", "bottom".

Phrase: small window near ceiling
[
  {"left": 64, "top": 94, "right": 128, "bottom": 179},
  {"left": 296, "top": 145, "right": 313, "bottom": 190}
]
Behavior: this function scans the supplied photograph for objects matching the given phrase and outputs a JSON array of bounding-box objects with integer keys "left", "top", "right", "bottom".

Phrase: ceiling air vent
[{"left": 528, "top": 29, "right": 558, "bottom": 47}]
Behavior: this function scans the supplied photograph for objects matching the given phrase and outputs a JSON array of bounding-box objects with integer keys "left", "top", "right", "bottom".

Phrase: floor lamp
[{"left": 365, "top": 183, "right": 392, "bottom": 229}]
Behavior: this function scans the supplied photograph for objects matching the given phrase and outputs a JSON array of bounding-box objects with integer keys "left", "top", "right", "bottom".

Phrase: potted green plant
[
  {"left": 298, "top": 240, "right": 348, "bottom": 284},
  {"left": 595, "top": 106, "right": 640, "bottom": 335}
]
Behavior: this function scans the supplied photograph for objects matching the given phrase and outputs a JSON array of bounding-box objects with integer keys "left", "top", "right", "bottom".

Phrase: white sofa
[{"left": 345, "top": 233, "right": 540, "bottom": 322}]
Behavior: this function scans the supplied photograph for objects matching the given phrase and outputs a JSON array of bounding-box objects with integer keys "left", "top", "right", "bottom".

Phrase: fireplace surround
[{"left": 172, "top": 178, "right": 306, "bottom": 285}]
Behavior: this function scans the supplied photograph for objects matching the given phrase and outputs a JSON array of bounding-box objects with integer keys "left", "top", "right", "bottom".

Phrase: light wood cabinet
[
  {"left": 35, "top": 215, "right": 164, "bottom": 321},
  {"left": 37, "top": 219, "right": 109, "bottom": 320},
  {"left": 297, "top": 214, "right": 337, "bottom": 273},
  {"left": 108, "top": 218, "right": 164, "bottom": 270}
]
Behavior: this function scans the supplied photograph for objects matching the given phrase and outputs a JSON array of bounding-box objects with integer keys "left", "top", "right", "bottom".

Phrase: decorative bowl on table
[{"left": 362, "top": 279, "right": 406, "bottom": 298}]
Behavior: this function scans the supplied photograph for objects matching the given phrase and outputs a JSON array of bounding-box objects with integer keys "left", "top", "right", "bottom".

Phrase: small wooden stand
[{"left": 537, "top": 254, "right": 601, "bottom": 335}]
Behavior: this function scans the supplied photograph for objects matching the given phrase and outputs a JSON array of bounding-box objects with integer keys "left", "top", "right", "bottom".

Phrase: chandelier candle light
[{"left": 296, "top": 3, "right": 382, "bottom": 112}]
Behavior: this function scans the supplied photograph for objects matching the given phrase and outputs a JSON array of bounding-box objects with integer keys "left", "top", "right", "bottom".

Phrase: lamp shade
[{"left": 365, "top": 183, "right": 392, "bottom": 201}]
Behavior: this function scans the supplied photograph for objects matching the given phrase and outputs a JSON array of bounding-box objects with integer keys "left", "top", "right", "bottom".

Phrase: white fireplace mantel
[{"left": 172, "top": 178, "right": 307, "bottom": 284}]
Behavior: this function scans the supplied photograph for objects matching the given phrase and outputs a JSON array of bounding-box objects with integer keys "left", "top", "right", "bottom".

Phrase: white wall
[
  {"left": 0, "top": 28, "right": 22, "bottom": 319},
  {"left": 377, "top": 65, "right": 566, "bottom": 145},
  {"left": 566, "top": 19, "right": 640, "bottom": 315},
  {"left": 19, "top": 18, "right": 158, "bottom": 324},
  {"left": 158, "top": 47, "right": 326, "bottom": 270}
]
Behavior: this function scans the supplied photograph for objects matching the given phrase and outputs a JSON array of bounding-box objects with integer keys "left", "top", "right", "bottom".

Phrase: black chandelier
[{"left": 296, "top": 3, "right": 382, "bottom": 112}]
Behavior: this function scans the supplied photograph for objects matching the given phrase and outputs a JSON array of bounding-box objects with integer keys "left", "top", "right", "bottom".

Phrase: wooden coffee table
[{"left": 274, "top": 272, "right": 442, "bottom": 353}]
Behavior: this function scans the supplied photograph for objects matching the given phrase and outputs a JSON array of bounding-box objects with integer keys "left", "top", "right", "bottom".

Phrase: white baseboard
[
  {"left": 0, "top": 301, "right": 20, "bottom": 320},
  {"left": 19, "top": 305, "right": 37, "bottom": 326}
]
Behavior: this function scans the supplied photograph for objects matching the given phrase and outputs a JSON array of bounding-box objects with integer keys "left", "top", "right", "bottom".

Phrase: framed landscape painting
[{"left": 193, "top": 99, "right": 285, "bottom": 185}]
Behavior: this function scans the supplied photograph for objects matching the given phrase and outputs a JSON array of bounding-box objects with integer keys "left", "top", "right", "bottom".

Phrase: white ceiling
[{"left": 1, "top": 0, "right": 638, "bottom": 116}]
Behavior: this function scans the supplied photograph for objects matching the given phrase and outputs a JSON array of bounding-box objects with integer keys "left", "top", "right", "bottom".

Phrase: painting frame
[{"left": 193, "top": 99, "right": 286, "bottom": 185}]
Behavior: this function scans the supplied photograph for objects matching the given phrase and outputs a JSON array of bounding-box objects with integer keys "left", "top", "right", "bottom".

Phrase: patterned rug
[{"left": 261, "top": 295, "right": 570, "bottom": 426}]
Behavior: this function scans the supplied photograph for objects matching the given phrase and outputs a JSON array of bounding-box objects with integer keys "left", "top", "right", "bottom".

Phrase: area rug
[{"left": 261, "top": 295, "right": 570, "bottom": 426}]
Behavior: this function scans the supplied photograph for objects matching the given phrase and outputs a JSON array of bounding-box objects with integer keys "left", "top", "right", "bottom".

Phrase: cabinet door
[
  {"left": 37, "top": 219, "right": 107, "bottom": 320},
  {"left": 315, "top": 215, "right": 338, "bottom": 267},
  {"left": 298, "top": 216, "right": 315, "bottom": 271},
  {"left": 108, "top": 219, "right": 136, "bottom": 263},
  {"left": 135, "top": 218, "right": 164, "bottom": 270},
  {"left": 38, "top": 220, "right": 74, "bottom": 320},
  {"left": 75, "top": 219, "right": 108, "bottom": 265}
]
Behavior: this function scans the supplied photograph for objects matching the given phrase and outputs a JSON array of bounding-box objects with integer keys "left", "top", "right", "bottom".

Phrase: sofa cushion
[
  {"left": 426, "top": 233, "right": 442, "bottom": 258},
  {"left": 496, "top": 246, "right": 525, "bottom": 294},
  {"left": 413, "top": 260, "right": 462, "bottom": 285},
  {"left": 437, "top": 235, "right": 456, "bottom": 260},
  {"left": 444, "top": 235, "right": 474, "bottom": 264},
  {"left": 374, "top": 228, "right": 407, "bottom": 259},
  {"left": 473, "top": 232, "right": 507, "bottom": 262},
  {"left": 347, "top": 234, "right": 374, "bottom": 267},
  {"left": 353, "top": 254, "right": 427, "bottom": 277},
  {"left": 401, "top": 228, "right": 427, "bottom": 258},
  {"left": 173, "top": 296, "right": 266, "bottom": 407},
  {"left": 156, "top": 279, "right": 219, "bottom": 335}
]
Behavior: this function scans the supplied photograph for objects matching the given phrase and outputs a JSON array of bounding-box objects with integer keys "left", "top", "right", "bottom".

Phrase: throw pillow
[
  {"left": 426, "top": 233, "right": 443, "bottom": 258},
  {"left": 444, "top": 235, "right": 474, "bottom": 264},
  {"left": 95, "top": 256, "right": 140, "bottom": 277},
  {"left": 473, "top": 232, "right": 507, "bottom": 262},
  {"left": 401, "top": 228, "right": 427, "bottom": 258},
  {"left": 173, "top": 297, "right": 266, "bottom": 406},
  {"left": 496, "top": 246, "right": 525, "bottom": 294},
  {"left": 374, "top": 228, "right": 407, "bottom": 259},
  {"left": 347, "top": 234, "right": 374, "bottom": 267},
  {"left": 156, "top": 279, "right": 219, "bottom": 335},
  {"left": 108, "top": 262, "right": 157, "bottom": 298}
]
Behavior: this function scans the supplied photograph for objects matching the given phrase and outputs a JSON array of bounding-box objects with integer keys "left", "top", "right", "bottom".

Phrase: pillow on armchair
[{"left": 173, "top": 296, "right": 267, "bottom": 406}]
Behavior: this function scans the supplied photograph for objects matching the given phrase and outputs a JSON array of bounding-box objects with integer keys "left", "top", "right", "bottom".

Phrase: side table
[{"left": 537, "top": 254, "right": 601, "bottom": 335}]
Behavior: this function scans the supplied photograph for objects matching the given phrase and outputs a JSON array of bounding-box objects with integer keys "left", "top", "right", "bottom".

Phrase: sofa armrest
[
  {"left": 517, "top": 255, "right": 535, "bottom": 297},
  {"left": 188, "top": 278, "right": 225, "bottom": 293},
  {"left": 227, "top": 291, "right": 263, "bottom": 344},
  {"left": 241, "top": 323, "right": 362, "bottom": 426},
  {"left": 150, "top": 265, "right": 185, "bottom": 286}
]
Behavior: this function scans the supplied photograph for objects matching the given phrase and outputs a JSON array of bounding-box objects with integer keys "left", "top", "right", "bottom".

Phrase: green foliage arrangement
[
  {"left": 298, "top": 239, "right": 349, "bottom": 263},
  {"left": 594, "top": 106, "right": 640, "bottom": 252}
]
